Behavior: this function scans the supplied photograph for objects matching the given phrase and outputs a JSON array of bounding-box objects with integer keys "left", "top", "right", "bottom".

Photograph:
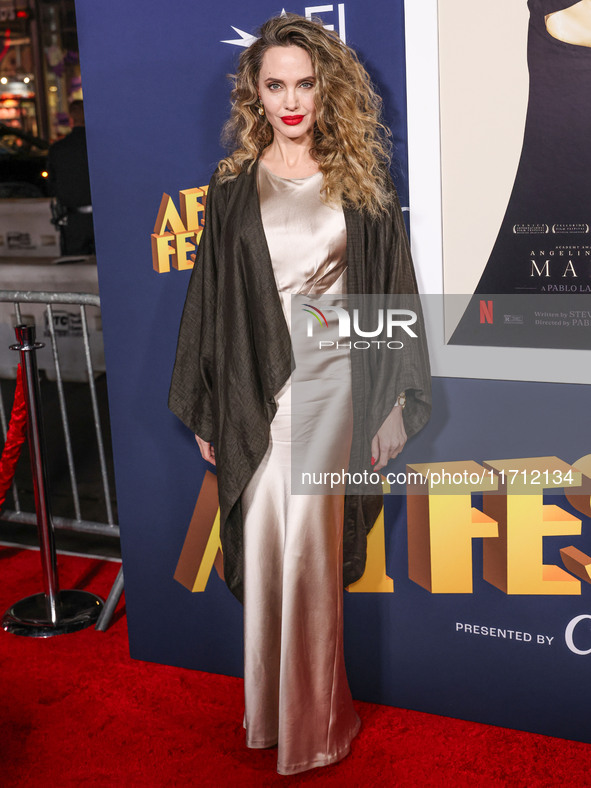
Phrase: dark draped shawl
[{"left": 169, "top": 160, "right": 431, "bottom": 602}]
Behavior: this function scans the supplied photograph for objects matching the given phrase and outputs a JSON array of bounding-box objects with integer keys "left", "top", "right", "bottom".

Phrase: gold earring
[{"left": 257, "top": 99, "right": 265, "bottom": 117}]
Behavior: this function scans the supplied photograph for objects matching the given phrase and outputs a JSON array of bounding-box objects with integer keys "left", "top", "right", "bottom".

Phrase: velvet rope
[{"left": 0, "top": 365, "right": 28, "bottom": 510}]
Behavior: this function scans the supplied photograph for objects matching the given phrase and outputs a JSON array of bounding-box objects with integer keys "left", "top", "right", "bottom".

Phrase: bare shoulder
[{"left": 546, "top": 1, "right": 591, "bottom": 47}]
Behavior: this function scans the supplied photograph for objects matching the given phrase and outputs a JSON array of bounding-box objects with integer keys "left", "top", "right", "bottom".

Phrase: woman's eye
[
  {"left": 300, "top": 81, "right": 314, "bottom": 89},
  {"left": 268, "top": 83, "right": 282, "bottom": 90}
]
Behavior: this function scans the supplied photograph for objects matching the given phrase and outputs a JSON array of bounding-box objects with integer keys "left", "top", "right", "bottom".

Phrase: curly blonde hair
[{"left": 217, "top": 13, "right": 394, "bottom": 217}]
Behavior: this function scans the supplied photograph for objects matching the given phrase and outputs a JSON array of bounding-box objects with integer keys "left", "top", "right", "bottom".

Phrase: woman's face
[{"left": 257, "top": 45, "right": 317, "bottom": 143}]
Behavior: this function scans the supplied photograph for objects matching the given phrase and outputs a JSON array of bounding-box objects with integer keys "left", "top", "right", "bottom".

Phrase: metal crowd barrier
[{"left": 0, "top": 290, "right": 123, "bottom": 631}]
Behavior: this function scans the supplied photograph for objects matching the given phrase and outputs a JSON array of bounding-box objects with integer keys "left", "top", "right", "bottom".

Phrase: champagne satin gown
[{"left": 241, "top": 162, "right": 360, "bottom": 775}]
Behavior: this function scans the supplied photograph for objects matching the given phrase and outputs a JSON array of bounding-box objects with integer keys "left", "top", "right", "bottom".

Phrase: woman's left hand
[{"left": 371, "top": 404, "right": 407, "bottom": 471}]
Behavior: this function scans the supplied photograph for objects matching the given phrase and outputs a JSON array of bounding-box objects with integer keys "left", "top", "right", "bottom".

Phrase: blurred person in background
[{"left": 48, "top": 99, "right": 95, "bottom": 256}]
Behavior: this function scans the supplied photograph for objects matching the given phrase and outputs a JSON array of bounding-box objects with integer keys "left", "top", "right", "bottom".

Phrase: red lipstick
[{"left": 281, "top": 115, "right": 304, "bottom": 125}]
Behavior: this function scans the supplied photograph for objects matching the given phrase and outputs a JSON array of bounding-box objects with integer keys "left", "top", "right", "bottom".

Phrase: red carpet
[{"left": 1, "top": 545, "right": 589, "bottom": 787}]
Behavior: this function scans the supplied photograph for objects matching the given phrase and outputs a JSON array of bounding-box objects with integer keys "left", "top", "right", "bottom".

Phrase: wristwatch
[{"left": 394, "top": 391, "right": 406, "bottom": 410}]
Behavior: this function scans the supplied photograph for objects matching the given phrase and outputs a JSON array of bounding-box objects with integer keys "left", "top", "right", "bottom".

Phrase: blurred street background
[{"left": 0, "top": 0, "right": 119, "bottom": 563}]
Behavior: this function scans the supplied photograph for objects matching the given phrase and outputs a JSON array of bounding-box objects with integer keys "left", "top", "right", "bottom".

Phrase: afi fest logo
[
  {"left": 302, "top": 304, "right": 418, "bottom": 350},
  {"left": 222, "top": 5, "right": 348, "bottom": 47}
]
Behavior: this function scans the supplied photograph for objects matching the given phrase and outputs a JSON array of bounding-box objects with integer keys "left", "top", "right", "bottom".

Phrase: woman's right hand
[{"left": 195, "top": 435, "right": 216, "bottom": 466}]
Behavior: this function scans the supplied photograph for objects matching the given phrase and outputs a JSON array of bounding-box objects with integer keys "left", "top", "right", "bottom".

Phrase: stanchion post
[
  {"left": 13, "top": 325, "right": 60, "bottom": 623},
  {"left": 2, "top": 323, "right": 104, "bottom": 636}
]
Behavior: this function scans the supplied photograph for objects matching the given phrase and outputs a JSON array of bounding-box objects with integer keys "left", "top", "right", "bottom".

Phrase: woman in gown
[
  {"left": 451, "top": 0, "right": 591, "bottom": 348},
  {"left": 169, "top": 13, "right": 431, "bottom": 775}
]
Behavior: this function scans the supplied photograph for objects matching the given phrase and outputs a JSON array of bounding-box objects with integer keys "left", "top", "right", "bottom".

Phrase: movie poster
[{"left": 437, "top": 0, "right": 591, "bottom": 350}]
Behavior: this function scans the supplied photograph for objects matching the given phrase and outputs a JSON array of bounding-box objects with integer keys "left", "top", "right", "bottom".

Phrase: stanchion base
[{"left": 2, "top": 590, "right": 104, "bottom": 637}]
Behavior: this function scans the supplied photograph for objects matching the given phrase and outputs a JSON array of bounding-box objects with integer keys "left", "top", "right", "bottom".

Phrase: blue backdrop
[{"left": 75, "top": 0, "right": 591, "bottom": 745}]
